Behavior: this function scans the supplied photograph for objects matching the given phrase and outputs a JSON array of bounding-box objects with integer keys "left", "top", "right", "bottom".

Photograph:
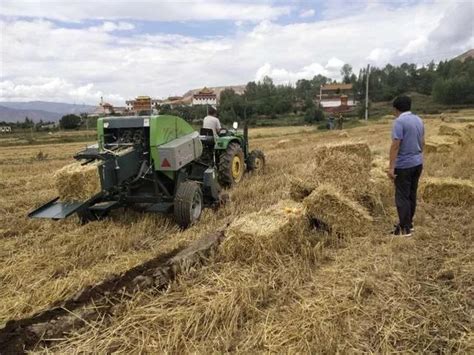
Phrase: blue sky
[{"left": 0, "top": 0, "right": 472, "bottom": 104}]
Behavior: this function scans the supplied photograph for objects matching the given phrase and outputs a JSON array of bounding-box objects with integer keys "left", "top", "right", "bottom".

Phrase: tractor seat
[{"left": 199, "top": 128, "right": 215, "bottom": 146}]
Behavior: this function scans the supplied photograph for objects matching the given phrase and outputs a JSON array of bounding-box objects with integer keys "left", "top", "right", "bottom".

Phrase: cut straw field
[{"left": 0, "top": 112, "right": 473, "bottom": 353}]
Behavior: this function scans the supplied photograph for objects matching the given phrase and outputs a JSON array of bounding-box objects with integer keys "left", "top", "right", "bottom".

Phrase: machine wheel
[
  {"left": 218, "top": 142, "right": 245, "bottom": 187},
  {"left": 174, "top": 181, "right": 203, "bottom": 228},
  {"left": 247, "top": 150, "right": 265, "bottom": 173}
]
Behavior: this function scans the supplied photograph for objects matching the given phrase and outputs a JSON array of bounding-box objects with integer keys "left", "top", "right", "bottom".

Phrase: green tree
[
  {"left": 341, "top": 64, "right": 353, "bottom": 84},
  {"left": 59, "top": 114, "right": 81, "bottom": 129},
  {"left": 304, "top": 106, "right": 325, "bottom": 124}
]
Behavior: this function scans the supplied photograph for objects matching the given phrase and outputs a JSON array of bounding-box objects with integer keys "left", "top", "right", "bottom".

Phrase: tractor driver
[{"left": 203, "top": 105, "right": 221, "bottom": 136}]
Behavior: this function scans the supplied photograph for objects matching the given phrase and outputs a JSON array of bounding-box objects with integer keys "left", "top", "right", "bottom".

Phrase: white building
[{"left": 192, "top": 87, "right": 217, "bottom": 106}]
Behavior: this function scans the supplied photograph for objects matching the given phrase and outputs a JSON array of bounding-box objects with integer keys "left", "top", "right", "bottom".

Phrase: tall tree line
[{"left": 219, "top": 57, "right": 474, "bottom": 122}]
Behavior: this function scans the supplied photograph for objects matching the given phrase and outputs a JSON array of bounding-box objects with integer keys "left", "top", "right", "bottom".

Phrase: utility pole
[{"left": 365, "top": 64, "right": 370, "bottom": 120}]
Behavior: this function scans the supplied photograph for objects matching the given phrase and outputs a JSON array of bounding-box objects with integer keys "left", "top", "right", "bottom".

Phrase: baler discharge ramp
[{"left": 28, "top": 195, "right": 104, "bottom": 220}]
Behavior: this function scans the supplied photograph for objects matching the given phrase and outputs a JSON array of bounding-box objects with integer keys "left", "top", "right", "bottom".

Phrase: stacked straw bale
[
  {"left": 303, "top": 184, "right": 373, "bottom": 239},
  {"left": 54, "top": 161, "right": 101, "bottom": 201},
  {"left": 421, "top": 177, "right": 474, "bottom": 206},
  {"left": 369, "top": 157, "right": 393, "bottom": 207},
  {"left": 312, "top": 142, "right": 372, "bottom": 167},
  {"left": 290, "top": 142, "right": 372, "bottom": 202},
  {"left": 438, "top": 125, "right": 473, "bottom": 145},
  {"left": 220, "top": 200, "right": 311, "bottom": 263},
  {"left": 424, "top": 135, "right": 458, "bottom": 153}
]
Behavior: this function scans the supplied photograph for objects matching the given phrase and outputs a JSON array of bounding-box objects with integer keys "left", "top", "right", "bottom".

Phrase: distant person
[
  {"left": 387, "top": 95, "right": 425, "bottom": 237},
  {"left": 337, "top": 114, "right": 344, "bottom": 129},
  {"left": 328, "top": 116, "right": 335, "bottom": 130},
  {"left": 202, "top": 105, "right": 221, "bottom": 136}
]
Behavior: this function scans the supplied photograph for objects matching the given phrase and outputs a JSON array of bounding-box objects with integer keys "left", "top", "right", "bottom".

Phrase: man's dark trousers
[{"left": 394, "top": 164, "right": 423, "bottom": 229}]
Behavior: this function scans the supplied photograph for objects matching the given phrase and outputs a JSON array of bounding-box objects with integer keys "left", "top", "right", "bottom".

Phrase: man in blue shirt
[{"left": 387, "top": 96, "right": 424, "bottom": 237}]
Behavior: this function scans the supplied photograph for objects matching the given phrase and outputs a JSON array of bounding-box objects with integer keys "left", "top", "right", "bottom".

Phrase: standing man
[
  {"left": 387, "top": 96, "right": 424, "bottom": 237},
  {"left": 202, "top": 105, "right": 221, "bottom": 136},
  {"left": 337, "top": 114, "right": 344, "bottom": 130}
]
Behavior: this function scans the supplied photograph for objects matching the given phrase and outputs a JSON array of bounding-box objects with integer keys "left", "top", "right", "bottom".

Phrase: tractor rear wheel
[
  {"left": 247, "top": 150, "right": 265, "bottom": 173},
  {"left": 174, "top": 181, "right": 203, "bottom": 228},
  {"left": 218, "top": 142, "right": 245, "bottom": 187}
]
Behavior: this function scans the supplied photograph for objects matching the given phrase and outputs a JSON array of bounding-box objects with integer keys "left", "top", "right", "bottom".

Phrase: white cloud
[
  {"left": 0, "top": 1, "right": 471, "bottom": 104},
  {"left": 255, "top": 62, "right": 329, "bottom": 84},
  {"left": 367, "top": 48, "right": 393, "bottom": 65},
  {"left": 98, "top": 21, "right": 135, "bottom": 32},
  {"left": 0, "top": 0, "right": 291, "bottom": 22},
  {"left": 325, "top": 57, "right": 345, "bottom": 70},
  {"left": 0, "top": 78, "right": 123, "bottom": 103},
  {"left": 400, "top": 36, "right": 429, "bottom": 56},
  {"left": 299, "top": 9, "right": 315, "bottom": 18}
]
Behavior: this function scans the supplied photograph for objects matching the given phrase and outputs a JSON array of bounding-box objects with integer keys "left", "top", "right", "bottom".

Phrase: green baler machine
[{"left": 29, "top": 115, "right": 222, "bottom": 228}]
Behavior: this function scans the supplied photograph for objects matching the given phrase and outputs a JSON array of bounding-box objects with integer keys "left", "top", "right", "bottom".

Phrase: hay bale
[
  {"left": 303, "top": 184, "right": 373, "bottom": 238},
  {"left": 438, "top": 125, "right": 472, "bottom": 145},
  {"left": 54, "top": 161, "right": 101, "bottom": 201},
  {"left": 438, "top": 125, "right": 458, "bottom": 136},
  {"left": 369, "top": 158, "right": 393, "bottom": 208},
  {"left": 290, "top": 148, "right": 371, "bottom": 202},
  {"left": 220, "top": 200, "right": 310, "bottom": 263},
  {"left": 424, "top": 136, "right": 457, "bottom": 153},
  {"left": 288, "top": 175, "right": 316, "bottom": 202},
  {"left": 312, "top": 141, "right": 372, "bottom": 168},
  {"left": 421, "top": 178, "right": 474, "bottom": 206}
]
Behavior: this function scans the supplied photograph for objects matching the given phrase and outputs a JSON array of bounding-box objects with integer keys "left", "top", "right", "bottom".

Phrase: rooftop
[{"left": 321, "top": 83, "right": 353, "bottom": 91}]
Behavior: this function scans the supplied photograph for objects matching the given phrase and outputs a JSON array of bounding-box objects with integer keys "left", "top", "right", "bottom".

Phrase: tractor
[
  {"left": 200, "top": 121, "right": 265, "bottom": 187},
  {"left": 29, "top": 115, "right": 265, "bottom": 228}
]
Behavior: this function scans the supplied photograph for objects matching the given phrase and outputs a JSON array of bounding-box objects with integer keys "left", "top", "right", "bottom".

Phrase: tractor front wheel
[
  {"left": 247, "top": 150, "right": 265, "bottom": 173},
  {"left": 218, "top": 142, "right": 245, "bottom": 187},
  {"left": 174, "top": 181, "right": 203, "bottom": 228}
]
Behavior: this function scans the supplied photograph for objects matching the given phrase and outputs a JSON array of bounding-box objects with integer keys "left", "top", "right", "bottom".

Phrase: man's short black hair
[
  {"left": 393, "top": 95, "right": 412, "bottom": 112},
  {"left": 208, "top": 105, "right": 217, "bottom": 116}
]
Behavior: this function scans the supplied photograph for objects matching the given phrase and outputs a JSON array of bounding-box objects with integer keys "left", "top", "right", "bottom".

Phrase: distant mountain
[
  {"left": 0, "top": 101, "right": 96, "bottom": 114},
  {"left": 454, "top": 49, "right": 474, "bottom": 62},
  {"left": 0, "top": 105, "right": 63, "bottom": 123},
  {"left": 0, "top": 101, "right": 97, "bottom": 123}
]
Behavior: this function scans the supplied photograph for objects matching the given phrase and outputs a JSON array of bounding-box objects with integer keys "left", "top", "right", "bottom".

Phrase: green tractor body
[
  {"left": 200, "top": 122, "right": 265, "bottom": 187},
  {"left": 29, "top": 115, "right": 222, "bottom": 228}
]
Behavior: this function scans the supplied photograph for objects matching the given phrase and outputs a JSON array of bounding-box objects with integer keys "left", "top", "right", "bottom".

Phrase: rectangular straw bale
[
  {"left": 289, "top": 147, "right": 371, "bottom": 202},
  {"left": 438, "top": 125, "right": 459, "bottom": 136},
  {"left": 312, "top": 141, "right": 372, "bottom": 168},
  {"left": 370, "top": 158, "right": 393, "bottom": 202},
  {"left": 303, "top": 184, "right": 373, "bottom": 238},
  {"left": 288, "top": 175, "right": 317, "bottom": 202},
  {"left": 425, "top": 136, "right": 457, "bottom": 153},
  {"left": 54, "top": 161, "right": 101, "bottom": 201},
  {"left": 438, "top": 125, "right": 472, "bottom": 145},
  {"left": 220, "top": 200, "right": 309, "bottom": 263},
  {"left": 421, "top": 177, "right": 474, "bottom": 206}
]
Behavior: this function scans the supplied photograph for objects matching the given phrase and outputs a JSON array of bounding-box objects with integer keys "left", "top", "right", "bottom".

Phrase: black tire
[
  {"left": 218, "top": 142, "right": 245, "bottom": 187},
  {"left": 174, "top": 181, "right": 203, "bottom": 228},
  {"left": 247, "top": 150, "right": 265, "bottom": 173}
]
